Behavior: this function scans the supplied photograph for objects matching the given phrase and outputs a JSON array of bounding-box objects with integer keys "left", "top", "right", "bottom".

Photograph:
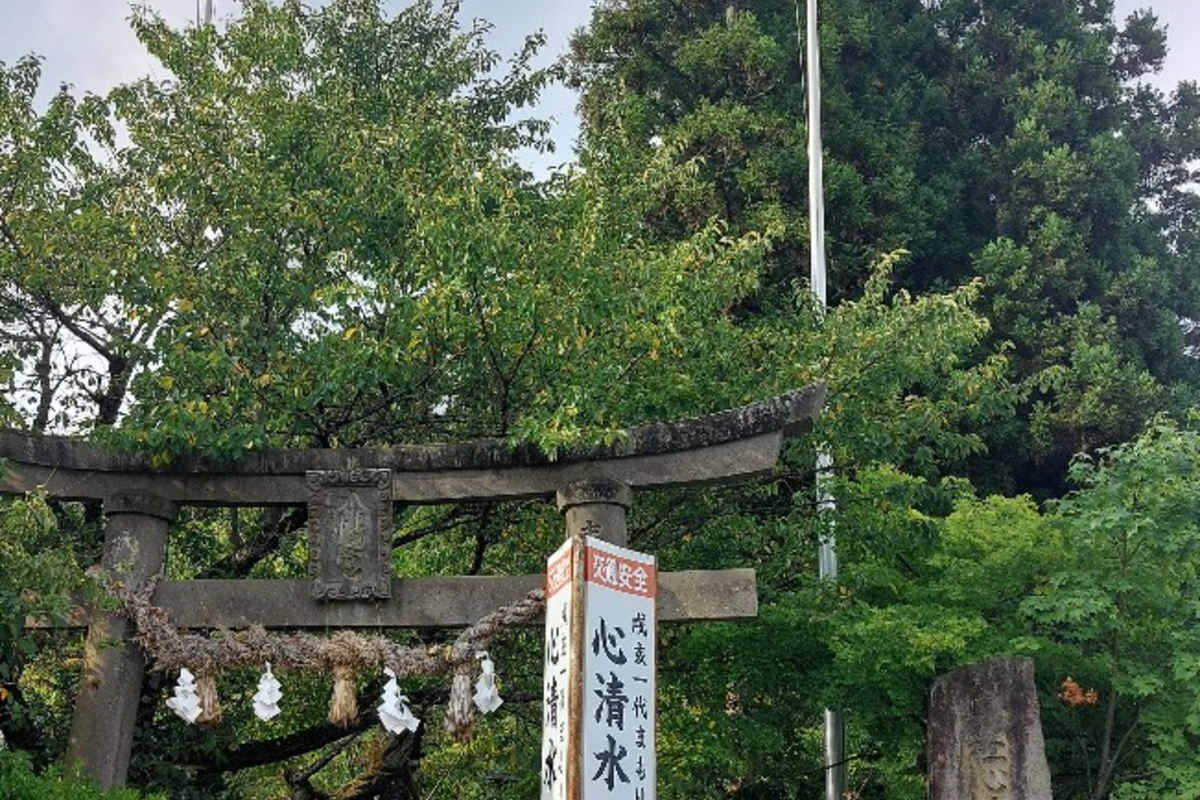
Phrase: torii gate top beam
[
  {"left": 0, "top": 386, "right": 823, "bottom": 506},
  {"left": 7, "top": 386, "right": 822, "bottom": 790}
]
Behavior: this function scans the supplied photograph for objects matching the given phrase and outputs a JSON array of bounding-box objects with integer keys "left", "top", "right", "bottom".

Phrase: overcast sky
[{"left": 0, "top": 0, "right": 1196, "bottom": 173}]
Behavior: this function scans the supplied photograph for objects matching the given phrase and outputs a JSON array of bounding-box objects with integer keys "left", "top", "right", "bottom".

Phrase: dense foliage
[
  {"left": 571, "top": 0, "right": 1200, "bottom": 494},
  {"left": 0, "top": 750, "right": 166, "bottom": 800},
  {"left": 0, "top": 489, "right": 100, "bottom": 760},
  {"left": 0, "top": 0, "right": 1197, "bottom": 798}
]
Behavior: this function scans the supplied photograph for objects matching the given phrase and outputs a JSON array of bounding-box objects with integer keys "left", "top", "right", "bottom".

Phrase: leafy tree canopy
[
  {"left": 570, "top": 0, "right": 1200, "bottom": 492},
  {"left": 0, "top": 1, "right": 1007, "bottom": 797},
  {"left": 3, "top": 0, "right": 1198, "bottom": 798}
]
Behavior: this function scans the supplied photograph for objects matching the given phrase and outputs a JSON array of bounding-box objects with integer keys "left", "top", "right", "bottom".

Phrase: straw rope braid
[{"left": 112, "top": 577, "right": 546, "bottom": 678}]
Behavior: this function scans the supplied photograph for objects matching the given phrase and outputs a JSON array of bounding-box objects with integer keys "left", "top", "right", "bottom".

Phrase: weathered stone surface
[
  {"left": 928, "top": 657, "right": 1053, "bottom": 800},
  {"left": 4, "top": 390, "right": 816, "bottom": 788},
  {"left": 0, "top": 385, "right": 824, "bottom": 505},
  {"left": 555, "top": 478, "right": 633, "bottom": 511},
  {"left": 67, "top": 496, "right": 174, "bottom": 789},
  {"left": 306, "top": 469, "right": 392, "bottom": 600},
  {"left": 145, "top": 569, "right": 757, "bottom": 628},
  {"left": 556, "top": 479, "right": 633, "bottom": 546},
  {"left": 0, "top": 386, "right": 822, "bottom": 473}
]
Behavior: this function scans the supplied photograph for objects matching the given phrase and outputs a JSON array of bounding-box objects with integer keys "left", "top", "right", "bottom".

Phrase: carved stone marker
[
  {"left": 307, "top": 469, "right": 392, "bottom": 600},
  {"left": 928, "top": 657, "right": 1053, "bottom": 800}
]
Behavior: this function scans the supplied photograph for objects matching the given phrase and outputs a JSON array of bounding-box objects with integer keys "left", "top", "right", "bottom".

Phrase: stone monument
[{"left": 927, "top": 657, "right": 1053, "bottom": 800}]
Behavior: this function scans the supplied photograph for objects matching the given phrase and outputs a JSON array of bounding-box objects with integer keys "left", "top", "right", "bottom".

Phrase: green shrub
[{"left": 0, "top": 750, "right": 167, "bottom": 800}]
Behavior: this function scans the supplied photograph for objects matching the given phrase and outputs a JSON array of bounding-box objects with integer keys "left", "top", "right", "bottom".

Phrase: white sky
[{"left": 0, "top": 0, "right": 1196, "bottom": 174}]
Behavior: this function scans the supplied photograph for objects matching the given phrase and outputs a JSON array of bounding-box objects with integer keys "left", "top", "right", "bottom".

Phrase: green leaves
[
  {"left": 1016, "top": 421, "right": 1200, "bottom": 798},
  {"left": 75, "top": 0, "right": 812, "bottom": 463},
  {"left": 0, "top": 751, "right": 166, "bottom": 800},
  {"left": 3, "top": 1, "right": 1197, "bottom": 797},
  {"left": 0, "top": 489, "right": 95, "bottom": 740},
  {"left": 572, "top": 0, "right": 1200, "bottom": 494}
]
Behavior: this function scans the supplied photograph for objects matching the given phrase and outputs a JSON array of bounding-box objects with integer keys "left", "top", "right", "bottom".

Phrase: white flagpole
[
  {"left": 806, "top": 0, "right": 827, "bottom": 311},
  {"left": 803, "top": 0, "right": 846, "bottom": 796}
]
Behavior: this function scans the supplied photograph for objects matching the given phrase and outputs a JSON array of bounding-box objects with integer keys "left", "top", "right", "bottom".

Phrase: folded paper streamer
[
  {"left": 473, "top": 652, "right": 503, "bottom": 714},
  {"left": 166, "top": 667, "right": 203, "bottom": 724},
  {"left": 253, "top": 662, "right": 283, "bottom": 721},
  {"left": 377, "top": 668, "right": 420, "bottom": 734}
]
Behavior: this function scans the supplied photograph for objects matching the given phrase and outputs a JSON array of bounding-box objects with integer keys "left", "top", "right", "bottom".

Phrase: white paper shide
[
  {"left": 166, "top": 667, "right": 203, "bottom": 724},
  {"left": 377, "top": 668, "right": 420, "bottom": 734},
  {"left": 473, "top": 652, "right": 503, "bottom": 714},
  {"left": 252, "top": 662, "right": 283, "bottom": 721}
]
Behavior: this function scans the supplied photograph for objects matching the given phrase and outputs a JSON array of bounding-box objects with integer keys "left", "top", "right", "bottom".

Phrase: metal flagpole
[
  {"left": 800, "top": 0, "right": 846, "bottom": 796},
  {"left": 805, "top": 0, "right": 826, "bottom": 310}
]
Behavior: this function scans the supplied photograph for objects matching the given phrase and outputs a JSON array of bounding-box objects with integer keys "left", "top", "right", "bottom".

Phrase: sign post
[
  {"left": 542, "top": 538, "right": 575, "bottom": 799},
  {"left": 543, "top": 535, "right": 657, "bottom": 800}
]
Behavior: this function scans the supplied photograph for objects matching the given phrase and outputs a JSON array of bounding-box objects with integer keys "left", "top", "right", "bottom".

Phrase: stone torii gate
[{"left": 1, "top": 385, "right": 822, "bottom": 789}]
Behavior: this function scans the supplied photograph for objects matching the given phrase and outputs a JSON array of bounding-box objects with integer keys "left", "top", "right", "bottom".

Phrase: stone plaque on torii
[{"left": 0, "top": 385, "right": 822, "bottom": 789}]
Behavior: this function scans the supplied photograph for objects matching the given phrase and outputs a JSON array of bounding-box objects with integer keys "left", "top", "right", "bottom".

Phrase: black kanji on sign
[
  {"left": 593, "top": 671, "right": 630, "bottom": 730},
  {"left": 591, "top": 617, "right": 627, "bottom": 665},
  {"left": 546, "top": 675, "right": 561, "bottom": 728},
  {"left": 547, "top": 624, "right": 565, "bottom": 665},
  {"left": 592, "top": 734, "right": 631, "bottom": 790},
  {"left": 633, "top": 695, "right": 649, "bottom": 719},
  {"left": 544, "top": 738, "right": 559, "bottom": 789}
]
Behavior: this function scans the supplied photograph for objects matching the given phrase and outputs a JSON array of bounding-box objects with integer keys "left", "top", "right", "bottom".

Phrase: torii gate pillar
[
  {"left": 67, "top": 493, "right": 176, "bottom": 787},
  {"left": 4, "top": 385, "right": 824, "bottom": 789},
  {"left": 557, "top": 479, "right": 632, "bottom": 547}
]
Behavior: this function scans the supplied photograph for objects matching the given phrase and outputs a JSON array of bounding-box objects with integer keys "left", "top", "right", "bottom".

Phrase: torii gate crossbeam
[{"left": 1, "top": 385, "right": 822, "bottom": 789}]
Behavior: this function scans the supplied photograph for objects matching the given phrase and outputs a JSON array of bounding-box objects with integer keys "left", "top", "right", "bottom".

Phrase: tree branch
[{"left": 193, "top": 714, "right": 374, "bottom": 774}]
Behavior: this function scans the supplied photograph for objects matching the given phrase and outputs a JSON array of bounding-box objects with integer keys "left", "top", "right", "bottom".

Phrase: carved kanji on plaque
[{"left": 307, "top": 469, "right": 393, "bottom": 600}]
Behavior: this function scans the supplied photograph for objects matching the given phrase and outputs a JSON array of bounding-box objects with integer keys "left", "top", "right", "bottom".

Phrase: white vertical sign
[
  {"left": 582, "top": 538, "right": 656, "bottom": 800},
  {"left": 542, "top": 535, "right": 657, "bottom": 800},
  {"left": 541, "top": 538, "right": 575, "bottom": 800}
]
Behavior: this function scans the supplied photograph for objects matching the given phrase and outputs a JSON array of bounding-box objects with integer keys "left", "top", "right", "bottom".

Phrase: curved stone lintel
[
  {"left": 103, "top": 492, "right": 179, "bottom": 522},
  {"left": 555, "top": 479, "right": 633, "bottom": 513},
  {"left": 0, "top": 384, "right": 824, "bottom": 506}
]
